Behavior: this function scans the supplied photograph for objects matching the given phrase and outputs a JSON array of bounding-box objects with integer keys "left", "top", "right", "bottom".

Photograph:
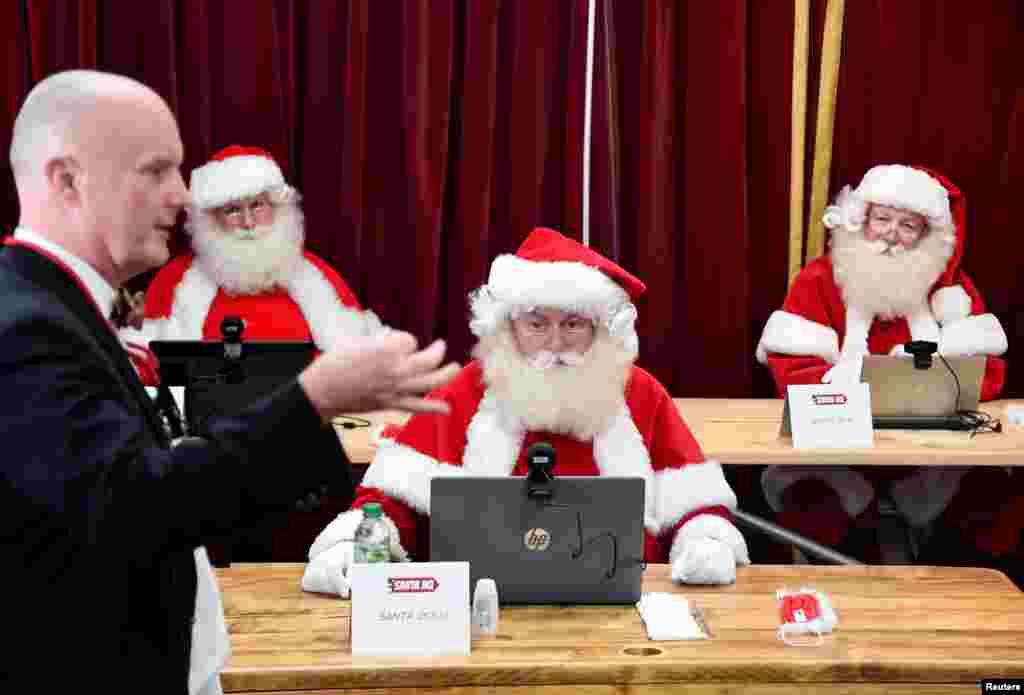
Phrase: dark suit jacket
[{"left": 0, "top": 243, "right": 341, "bottom": 693}]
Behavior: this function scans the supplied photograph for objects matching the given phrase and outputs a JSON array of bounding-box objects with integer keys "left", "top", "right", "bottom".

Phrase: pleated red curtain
[{"left": 1, "top": 0, "right": 1021, "bottom": 397}]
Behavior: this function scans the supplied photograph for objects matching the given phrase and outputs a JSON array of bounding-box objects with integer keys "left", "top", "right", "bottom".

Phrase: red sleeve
[
  {"left": 630, "top": 370, "right": 734, "bottom": 562},
  {"left": 143, "top": 255, "right": 193, "bottom": 320},
  {"left": 350, "top": 364, "right": 484, "bottom": 559},
  {"left": 764, "top": 261, "right": 841, "bottom": 393}
]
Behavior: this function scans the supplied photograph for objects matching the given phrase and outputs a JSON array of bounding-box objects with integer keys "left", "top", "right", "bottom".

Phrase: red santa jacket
[
  {"left": 122, "top": 250, "right": 384, "bottom": 384},
  {"left": 758, "top": 256, "right": 1007, "bottom": 401},
  {"left": 347, "top": 361, "right": 741, "bottom": 563}
]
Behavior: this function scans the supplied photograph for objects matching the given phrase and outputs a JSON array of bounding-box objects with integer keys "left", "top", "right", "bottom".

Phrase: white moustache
[
  {"left": 526, "top": 350, "right": 585, "bottom": 370},
  {"left": 868, "top": 239, "right": 907, "bottom": 256}
]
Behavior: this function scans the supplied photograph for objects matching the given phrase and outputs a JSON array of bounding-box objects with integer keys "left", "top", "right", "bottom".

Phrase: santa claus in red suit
[
  {"left": 756, "top": 164, "right": 1020, "bottom": 561},
  {"left": 302, "top": 227, "right": 751, "bottom": 596},
  {"left": 121, "top": 145, "right": 385, "bottom": 364}
]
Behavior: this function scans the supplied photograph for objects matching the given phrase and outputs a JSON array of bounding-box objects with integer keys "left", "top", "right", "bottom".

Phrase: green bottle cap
[{"left": 362, "top": 502, "right": 383, "bottom": 518}]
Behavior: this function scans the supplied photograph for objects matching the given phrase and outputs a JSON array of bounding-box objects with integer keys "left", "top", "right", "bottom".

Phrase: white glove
[
  {"left": 301, "top": 540, "right": 354, "bottom": 598},
  {"left": 888, "top": 344, "right": 911, "bottom": 358},
  {"left": 821, "top": 352, "right": 864, "bottom": 384},
  {"left": 671, "top": 537, "right": 737, "bottom": 585},
  {"left": 669, "top": 514, "right": 750, "bottom": 586},
  {"left": 937, "top": 314, "right": 1008, "bottom": 358},
  {"left": 301, "top": 508, "right": 408, "bottom": 597}
]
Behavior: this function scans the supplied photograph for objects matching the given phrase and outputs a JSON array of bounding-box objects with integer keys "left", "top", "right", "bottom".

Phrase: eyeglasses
[
  {"left": 512, "top": 314, "right": 594, "bottom": 338},
  {"left": 867, "top": 210, "right": 926, "bottom": 241},
  {"left": 214, "top": 197, "right": 275, "bottom": 225}
]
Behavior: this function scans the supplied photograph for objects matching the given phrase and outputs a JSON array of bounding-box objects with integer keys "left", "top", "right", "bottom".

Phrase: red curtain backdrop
[{"left": 2, "top": 0, "right": 1022, "bottom": 397}]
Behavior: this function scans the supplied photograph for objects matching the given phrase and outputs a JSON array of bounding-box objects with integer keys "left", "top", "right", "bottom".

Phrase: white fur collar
[
  {"left": 153, "top": 256, "right": 380, "bottom": 348},
  {"left": 462, "top": 391, "right": 656, "bottom": 527}
]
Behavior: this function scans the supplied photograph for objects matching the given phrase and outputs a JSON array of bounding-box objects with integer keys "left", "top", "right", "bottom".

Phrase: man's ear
[{"left": 44, "top": 157, "right": 80, "bottom": 204}]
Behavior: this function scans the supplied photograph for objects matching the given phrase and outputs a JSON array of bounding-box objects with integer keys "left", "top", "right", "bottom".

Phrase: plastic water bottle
[
  {"left": 472, "top": 578, "right": 499, "bottom": 636},
  {"left": 353, "top": 503, "right": 391, "bottom": 564}
]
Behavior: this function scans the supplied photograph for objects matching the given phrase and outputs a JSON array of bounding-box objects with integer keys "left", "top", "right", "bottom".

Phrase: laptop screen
[
  {"left": 860, "top": 355, "right": 985, "bottom": 417},
  {"left": 429, "top": 476, "right": 645, "bottom": 604},
  {"left": 150, "top": 340, "right": 315, "bottom": 432}
]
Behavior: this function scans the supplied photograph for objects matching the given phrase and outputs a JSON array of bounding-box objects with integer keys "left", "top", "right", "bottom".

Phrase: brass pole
[
  {"left": 788, "top": 0, "right": 810, "bottom": 286},
  {"left": 805, "top": 0, "right": 846, "bottom": 263}
]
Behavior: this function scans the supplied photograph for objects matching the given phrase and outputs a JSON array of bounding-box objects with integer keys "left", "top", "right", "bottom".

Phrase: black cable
[{"left": 937, "top": 353, "right": 1001, "bottom": 437}]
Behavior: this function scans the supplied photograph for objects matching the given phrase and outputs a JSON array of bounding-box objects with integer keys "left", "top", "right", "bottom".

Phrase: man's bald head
[{"left": 9, "top": 70, "right": 160, "bottom": 188}]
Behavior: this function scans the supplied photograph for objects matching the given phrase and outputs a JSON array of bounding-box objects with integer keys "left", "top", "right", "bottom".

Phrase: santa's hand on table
[
  {"left": 669, "top": 514, "right": 750, "bottom": 585},
  {"left": 301, "top": 508, "right": 407, "bottom": 598}
]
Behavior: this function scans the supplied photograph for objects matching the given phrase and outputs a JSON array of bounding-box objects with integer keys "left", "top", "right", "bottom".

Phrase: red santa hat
[
  {"left": 822, "top": 163, "right": 962, "bottom": 284},
  {"left": 469, "top": 227, "right": 647, "bottom": 356},
  {"left": 189, "top": 145, "right": 292, "bottom": 210}
]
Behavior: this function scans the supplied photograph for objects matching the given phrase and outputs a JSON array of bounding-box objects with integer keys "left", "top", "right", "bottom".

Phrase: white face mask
[{"left": 525, "top": 350, "right": 585, "bottom": 370}]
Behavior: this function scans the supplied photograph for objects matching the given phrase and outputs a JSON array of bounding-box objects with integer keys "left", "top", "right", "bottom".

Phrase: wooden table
[
  {"left": 335, "top": 398, "right": 1024, "bottom": 468},
  {"left": 218, "top": 563, "right": 1024, "bottom": 693}
]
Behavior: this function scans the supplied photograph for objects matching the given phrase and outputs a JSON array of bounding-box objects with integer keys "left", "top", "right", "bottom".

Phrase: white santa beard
[
  {"left": 831, "top": 225, "right": 951, "bottom": 320},
  {"left": 189, "top": 204, "right": 305, "bottom": 295},
  {"left": 475, "top": 326, "right": 633, "bottom": 441}
]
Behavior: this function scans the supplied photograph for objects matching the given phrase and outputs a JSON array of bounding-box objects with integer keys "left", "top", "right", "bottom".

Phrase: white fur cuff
[
  {"left": 669, "top": 514, "right": 750, "bottom": 566},
  {"left": 939, "top": 313, "right": 1008, "bottom": 357},
  {"left": 930, "top": 285, "right": 972, "bottom": 326},
  {"left": 756, "top": 310, "right": 839, "bottom": 365}
]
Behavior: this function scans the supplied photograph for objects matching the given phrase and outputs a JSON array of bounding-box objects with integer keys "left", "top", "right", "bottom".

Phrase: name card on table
[
  {"left": 349, "top": 561, "right": 470, "bottom": 656},
  {"left": 781, "top": 383, "right": 873, "bottom": 449}
]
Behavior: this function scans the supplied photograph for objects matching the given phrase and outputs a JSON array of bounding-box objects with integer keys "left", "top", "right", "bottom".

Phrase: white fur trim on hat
[
  {"left": 930, "top": 285, "right": 973, "bottom": 326},
  {"left": 822, "top": 166, "right": 957, "bottom": 257},
  {"left": 469, "top": 254, "right": 638, "bottom": 355},
  {"left": 761, "top": 465, "right": 874, "bottom": 518},
  {"left": 939, "top": 313, "right": 1008, "bottom": 357},
  {"left": 360, "top": 439, "right": 465, "bottom": 515},
  {"left": 190, "top": 155, "right": 286, "bottom": 210},
  {"left": 855, "top": 165, "right": 952, "bottom": 226},
  {"left": 669, "top": 513, "right": 750, "bottom": 567},
  {"left": 756, "top": 310, "right": 840, "bottom": 364}
]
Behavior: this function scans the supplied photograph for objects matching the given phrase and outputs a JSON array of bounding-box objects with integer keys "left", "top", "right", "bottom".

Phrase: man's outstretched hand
[{"left": 299, "top": 331, "right": 459, "bottom": 419}]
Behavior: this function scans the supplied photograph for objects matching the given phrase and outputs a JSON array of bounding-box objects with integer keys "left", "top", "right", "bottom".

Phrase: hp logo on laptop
[{"left": 524, "top": 528, "right": 551, "bottom": 551}]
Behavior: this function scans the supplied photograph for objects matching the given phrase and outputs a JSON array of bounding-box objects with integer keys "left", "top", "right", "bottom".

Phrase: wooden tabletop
[
  {"left": 218, "top": 563, "right": 1024, "bottom": 693},
  {"left": 335, "top": 398, "right": 1024, "bottom": 467}
]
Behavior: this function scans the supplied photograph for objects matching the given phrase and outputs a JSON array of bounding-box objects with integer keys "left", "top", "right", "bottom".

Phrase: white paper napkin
[{"left": 636, "top": 592, "right": 708, "bottom": 641}]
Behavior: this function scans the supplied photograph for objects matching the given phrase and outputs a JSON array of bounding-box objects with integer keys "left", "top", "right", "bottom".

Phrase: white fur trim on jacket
[
  {"left": 590, "top": 404, "right": 657, "bottom": 532},
  {"left": 939, "top": 313, "right": 1008, "bottom": 357},
  {"left": 360, "top": 439, "right": 466, "bottom": 515},
  {"left": 756, "top": 310, "right": 840, "bottom": 364},
  {"left": 761, "top": 465, "right": 874, "bottom": 518},
  {"left": 141, "top": 264, "right": 221, "bottom": 343},
  {"left": 931, "top": 285, "right": 972, "bottom": 326},
  {"left": 653, "top": 461, "right": 737, "bottom": 536},
  {"left": 669, "top": 514, "right": 750, "bottom": 566},
  {"left": 462, "top": 393, "right": 526, "bottom": 477},
  {"left": 285, "top": 258, "right": 387, "bottom": 349},
  {"left": 190, "top": 155, "right": 286, "bottom": 210},
  {"left": 888, "top": 467, "right": 969, "bottom": 526}
]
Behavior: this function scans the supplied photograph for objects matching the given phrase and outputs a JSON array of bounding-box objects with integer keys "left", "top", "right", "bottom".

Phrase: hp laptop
[
  {"left": 429, "top": 476, "right": 646, "bottom": 604},
  {"left": 860, "top": 355, "right": 985, "bottom": 429}
]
